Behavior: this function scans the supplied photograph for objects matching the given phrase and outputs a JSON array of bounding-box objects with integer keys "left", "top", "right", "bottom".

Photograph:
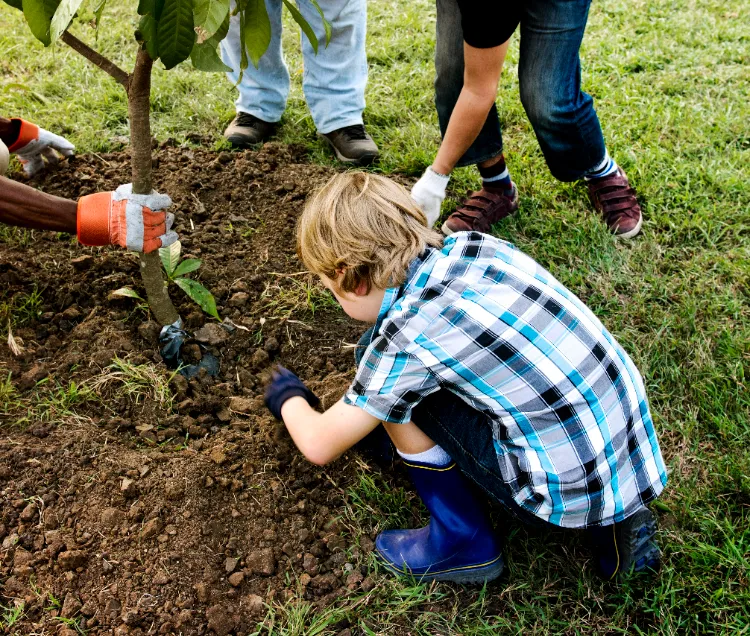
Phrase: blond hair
[{"left": 297, "top": 172, "right": 443, "bottom": 294}]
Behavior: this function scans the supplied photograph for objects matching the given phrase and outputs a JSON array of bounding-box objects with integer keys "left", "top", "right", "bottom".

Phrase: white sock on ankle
[{"left": 397, "top": 445, "right": 452, "bottom": 466}]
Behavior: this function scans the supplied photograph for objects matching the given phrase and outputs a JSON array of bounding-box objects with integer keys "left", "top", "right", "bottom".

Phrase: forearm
[
  {"left": 432, "top": 89, "right": 498, "bottom": 174},
  {"left": 280, "top": 397, "right": 380, "bottom": 466},
  {"left": 0, "top": 176, "right": 78, "bottom": 233}
]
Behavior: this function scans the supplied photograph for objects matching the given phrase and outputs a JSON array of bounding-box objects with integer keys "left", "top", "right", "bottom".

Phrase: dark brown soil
[{"left": 0, "top": 144, "right": 416, "bottom": 635}]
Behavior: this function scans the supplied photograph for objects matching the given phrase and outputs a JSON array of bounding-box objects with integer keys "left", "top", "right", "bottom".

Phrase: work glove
[
  {"left": 411, "top": 166, "right": 450, "bottom": 228},
  {"left": 264, "top": 366, "right": 320, "bottom": 420},
  {"left": 77, "top": 184, "right": 178, "bottom": 254},
  {"left": 7, "top": 118, "right": 75, "bottom": 177}
]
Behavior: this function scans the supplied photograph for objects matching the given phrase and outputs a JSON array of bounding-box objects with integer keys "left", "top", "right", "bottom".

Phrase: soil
[{"left": 0, "top": 144, "right": 422, "bottom": 635}]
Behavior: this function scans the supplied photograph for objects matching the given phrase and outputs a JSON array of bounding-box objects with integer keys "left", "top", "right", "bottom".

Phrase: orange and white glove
[
  {"left": 7, "top": 118, "right": 75, "bottom": 177},
  {"left": 77, "top": 184, "right": 178, "bottom": 254}
]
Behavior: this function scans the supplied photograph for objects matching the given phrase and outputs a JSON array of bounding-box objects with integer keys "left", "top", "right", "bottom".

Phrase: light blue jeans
[{"left": 220, "top": 0, "right": 368, "bottom": 134}]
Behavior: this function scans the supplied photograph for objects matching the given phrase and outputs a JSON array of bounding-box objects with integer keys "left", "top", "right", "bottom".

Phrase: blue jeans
[
  {"left": 220, "top": 0, "right": 368, "bottom": 134},
  {"left": 435, "top": 0, "right": 607, "bottom": 181}
]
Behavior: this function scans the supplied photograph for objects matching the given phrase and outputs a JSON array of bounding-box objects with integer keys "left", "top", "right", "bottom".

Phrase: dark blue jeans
[
  {"left": 354, "top": 327, "right": 544, "bottom": 527},
  {"left": 435, "top": 0, "right": 607, "bottom": 181}
]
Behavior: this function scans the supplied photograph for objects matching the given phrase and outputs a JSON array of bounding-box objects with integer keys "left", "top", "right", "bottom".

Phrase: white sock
[
  {"left": 397, "top": 445, "right": 452, "bottom": 466},
  {"left": 584, "top": 150, "right": 619, "bottom": 180}
]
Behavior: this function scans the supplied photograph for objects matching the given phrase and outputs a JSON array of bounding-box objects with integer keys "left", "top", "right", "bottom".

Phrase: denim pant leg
[
  {"left": 298, "top": 0, "right": 368, "bottom": 134},
  {"left": 221, "top": 0, "right": 289, "bottom": 122},
  {"left": 411, "top": 389, "right": 545, "bottom": 527},
  {"left": 434, "top": 0, "right": 504, "bottom": 167},
  {"left": 517, "top": 0, "right": 607, "bottom": 181}
]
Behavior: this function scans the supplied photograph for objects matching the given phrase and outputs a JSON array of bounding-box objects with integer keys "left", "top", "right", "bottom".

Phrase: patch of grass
[
  {"left": 0, "top": 286, "right": 44, "bottom": 336},
  {"left": 0, "top": 602, "right": 25, "bottom": 631},
  {"left": 0, "top": 226, "right": 35, "bottom": 248},
  {"left": 260, "top": 274, "right": 339, "bottom": 319},
  {"left": 0, "top": 376, "right": 96, "bottom": 428},
  {"left": 90, "top": 356, "right": 176, "bottom": 410}
]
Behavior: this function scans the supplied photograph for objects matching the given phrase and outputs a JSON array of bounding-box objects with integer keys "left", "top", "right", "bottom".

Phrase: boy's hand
[
  {"left": 264, "top": 366, "right": 320, "bottom": 420},
  {"left": 411, "top": 167, "right": 450, "bottom": 228},
  {"left": 77, "top": 184, "right": 178, "bottom": 253},
  {"left": 8, "top": 119, "right": 75, "bottom": 177}
]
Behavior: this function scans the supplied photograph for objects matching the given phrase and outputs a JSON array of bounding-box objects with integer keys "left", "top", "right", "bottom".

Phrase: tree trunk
[{"left": 128, "top": 49, "right": 179, "bottom": 326}]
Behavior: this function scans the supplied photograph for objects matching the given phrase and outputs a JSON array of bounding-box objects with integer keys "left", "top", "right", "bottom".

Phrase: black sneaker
[
  {"left": 224, "top": 112, "right": 277, "bottom": 148},
  {"left": 320, "top": 124, "right": 379, "bottom": 166}
]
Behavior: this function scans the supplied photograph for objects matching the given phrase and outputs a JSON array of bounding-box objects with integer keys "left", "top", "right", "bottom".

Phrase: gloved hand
[
  {"left": 7, "top": 118, "right": 75, "bottom": 177},
  {"left": 264, "top": 366, "right": 320, "bottom": 420},
  {"left": 411, "top": 166, "right": 450, "bottom": 228},
  {"left": 77, "top": 184, "right": 178, "bottom": 253}
]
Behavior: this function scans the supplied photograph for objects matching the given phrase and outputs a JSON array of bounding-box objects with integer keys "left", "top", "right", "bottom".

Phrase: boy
[{"left": 264, "top": 172, "right": 667, "bottom": 583}]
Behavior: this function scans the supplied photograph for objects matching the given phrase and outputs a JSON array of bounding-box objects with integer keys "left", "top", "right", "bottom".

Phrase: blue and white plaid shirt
[{"left": 344, "top": 233, "right": 667, "bottom": 527}]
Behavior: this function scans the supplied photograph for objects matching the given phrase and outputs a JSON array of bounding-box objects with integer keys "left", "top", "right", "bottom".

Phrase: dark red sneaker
[
  {"left": 587, "top": 168, "right": 643, "bottom": 238},
  {"left": 441, "top": 185, "right": 519, "bottom": 236}
]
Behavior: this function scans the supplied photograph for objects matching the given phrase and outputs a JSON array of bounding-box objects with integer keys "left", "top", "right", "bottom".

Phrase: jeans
[
  {"left": 220, "top": 0, "right": 368, "bottom": 134},
  {"left": 435, "top": 0, "right": 607, "bottom": 181}
]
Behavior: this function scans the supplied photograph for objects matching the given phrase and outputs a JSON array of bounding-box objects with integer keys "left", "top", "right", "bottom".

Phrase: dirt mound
[{"left": 0, "top": 144, "right": 393, "bottom": 634}]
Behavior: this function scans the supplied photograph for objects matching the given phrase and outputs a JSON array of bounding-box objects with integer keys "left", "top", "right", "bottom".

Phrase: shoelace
[{"left": 338, "top": 125, "right": 368, "bottom": 141}]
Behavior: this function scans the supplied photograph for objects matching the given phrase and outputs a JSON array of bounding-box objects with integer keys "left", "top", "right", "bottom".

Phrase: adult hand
[
  {"left": 264, "top": 366, "right": 320, "bottom": 420},
  {"left": 77, "top": 184, "right": 178, "bottom": 253},
  {"left": 411, "top": 167, "right": 450, "bottom": 228},
  {"left": 8, "top": 119, "right": 75, "bottom": 177}
]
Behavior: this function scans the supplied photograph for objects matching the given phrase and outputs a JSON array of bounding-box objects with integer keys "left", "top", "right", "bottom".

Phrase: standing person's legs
[
  {"left": 300, "top": 0, "right": 378, "bottom": 165},
  {"left": 518, "top": 0, "right": 643, "bottom": 237},
  {"left": 220, "top": 0, "right": 288, "bottom": 146}
]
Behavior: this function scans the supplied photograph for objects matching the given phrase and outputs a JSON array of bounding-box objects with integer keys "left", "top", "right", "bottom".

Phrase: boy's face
[{"left": 320, "top": 274, "right": 385, "bottom": 323}]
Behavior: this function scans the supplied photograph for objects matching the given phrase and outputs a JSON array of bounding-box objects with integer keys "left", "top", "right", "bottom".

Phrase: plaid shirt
[{"left": 344, "top": 233, "right": 667, "bottom": 527}]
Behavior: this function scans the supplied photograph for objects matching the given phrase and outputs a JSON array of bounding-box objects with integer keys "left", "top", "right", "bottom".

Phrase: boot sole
[
  {"left": 618, "top": 508, "right": 661, "bottom": 574},
  {"left": 225, "top": 134, "right": 267, "bottom": 149},
  {"left": 376, "top": 550, "right": 505, "bottom": 585},
  {"left": 319, "top": 134, "right": 379, "bottom": 167},
  {"left": 613, "top": 213, "right": 643, "bottom": 239}
]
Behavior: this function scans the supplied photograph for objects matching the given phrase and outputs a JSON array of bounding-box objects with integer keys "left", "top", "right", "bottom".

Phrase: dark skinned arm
[{"left": 0, "top": 176, "right": 77, "bottom": 233}]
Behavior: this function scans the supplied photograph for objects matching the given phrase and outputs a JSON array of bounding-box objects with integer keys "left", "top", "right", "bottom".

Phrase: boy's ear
[{"left": 354, "top": 280, "right": 369, "bottom": 297}]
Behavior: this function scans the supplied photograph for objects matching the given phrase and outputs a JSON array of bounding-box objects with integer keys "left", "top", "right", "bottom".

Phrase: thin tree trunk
[{"left": 128, "top": 49, "right": 179, "bottom": 326}]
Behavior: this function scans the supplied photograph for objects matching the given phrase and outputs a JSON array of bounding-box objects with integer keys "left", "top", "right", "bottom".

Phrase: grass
[
  {"left": 2, "top": 0, "right": 749, "bottom": 632},
  {"left": 90, "top": 355, "right": 176, "bottom": 410}
]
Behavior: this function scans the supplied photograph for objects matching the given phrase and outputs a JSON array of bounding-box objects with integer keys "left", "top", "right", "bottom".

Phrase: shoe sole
[
  {"left": 225, "top": 134, "right": 266, "bottom": 149},
  {"left": 618, "top": 508, "right": 661, "bottom": 574},
  {"left": 441, "top": 193, "right": 520, "bottom": 237},
  {"left": 376, "top": 550, "right": 505, "bottom": 585},
  {"left": 614, "top": 213, "right": 643, "bottom": 239},
  {"left": 319, "top": 134, "right": 379, "bottom": 167}
]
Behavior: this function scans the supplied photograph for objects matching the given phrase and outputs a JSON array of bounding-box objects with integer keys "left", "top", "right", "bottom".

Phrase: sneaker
[
  {"left": 223, "top": 112, "right": 277, "bottom": 148},
  {"left": 590, "top": 507, "right": 661, "bottom": 579},
  {"left": 441, "top": 185, "right": 519, "bottom": 236},
  {"left": 320, "top": 125, "right": 379, "bottom": 166},
  {"left": 587, "top": 168, "right": 643, "bottom": 238}
]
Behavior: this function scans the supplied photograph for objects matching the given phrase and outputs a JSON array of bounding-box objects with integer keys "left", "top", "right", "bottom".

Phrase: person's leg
[
  {"left": 375, "top": 418, "right": 505, "bottom": 583},
  {"left": 517, "top": 0, "right": 643, "bottom": 237},
  {"left": 298, "top": 0, "right": 378, "bottom": 165},
  {"left": 220, "top": 0, "right": 288, "bottom": 145}
]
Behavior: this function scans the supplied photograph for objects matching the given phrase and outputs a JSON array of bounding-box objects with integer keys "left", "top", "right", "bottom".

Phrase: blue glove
[{"left": 264, "top": 366, "right": 320, "bottom": 420}]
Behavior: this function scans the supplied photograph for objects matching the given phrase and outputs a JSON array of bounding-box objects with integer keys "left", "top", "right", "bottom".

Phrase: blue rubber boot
[{"left": 375, "top": 460, "right": 504, "bottom": 584}]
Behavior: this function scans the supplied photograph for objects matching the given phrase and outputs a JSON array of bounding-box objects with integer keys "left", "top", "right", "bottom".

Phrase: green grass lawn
[{"left": 2, "top": 0, "right": 749, "bottom": 633}]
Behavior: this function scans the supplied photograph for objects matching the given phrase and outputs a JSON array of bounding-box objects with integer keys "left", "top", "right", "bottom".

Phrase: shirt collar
[{"left": 375, "top": 250, "right": 431, "bottom": 322}]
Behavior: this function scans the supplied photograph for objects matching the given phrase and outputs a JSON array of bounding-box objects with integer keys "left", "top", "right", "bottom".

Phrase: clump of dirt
[{"left": 0, "top": 144, "right": 404, "bottom": 635}]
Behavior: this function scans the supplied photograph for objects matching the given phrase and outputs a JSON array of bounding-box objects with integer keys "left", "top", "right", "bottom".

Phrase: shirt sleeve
[
  {"left": 343, "top": 333, "right": 440, "bottom": 424},
  {"left": 455, "top": 0, "right": 521, "bottom": 49}
]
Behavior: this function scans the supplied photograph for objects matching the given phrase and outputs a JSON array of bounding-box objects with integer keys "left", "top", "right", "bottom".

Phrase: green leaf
[
  {"left": 110, "top": 287, "right": 144, "bottom": 301},
  {"left": 241, "top": 0, "right": 271, "bottom": 68},
  {"left": 193, "top": 0, "right": 229, "bottom": 42},
  {"left": 22, "top": 0, "right": 60, "bottom": 46},
  {"left": 308, "top": 0, "right": 330, "bottom": 46},
  {"left": 137, "top": 0, "right": 164, "bottom": 17},
  {"left": 157, "top": 0, "right": 195, "bottom": 69},
  {"left": 138, "top": 13, "right": 159, "bottom": 59},
  {"left": 93, "top": 0, "right": 106, "bottom": 28},
  {"left": 282, "top": 0, "right": 317, "bottom": 54},
  {"left": 50, "top": 0, "right": 84, "bottom": 42},
  {"left": 159, "top": 239, "right": 181, "bottom": 277},
  {"left": 2, "top": 0, "right": 24, "bottom": 11},
  {"left": 174, "top": 278, "right": 220, "bottom": 320},
  {"left": 190, "top": 40, "right": 232, "bottom": 72},
  {"left": 171, "top": 258, "right": 202, "bottom": 278}
]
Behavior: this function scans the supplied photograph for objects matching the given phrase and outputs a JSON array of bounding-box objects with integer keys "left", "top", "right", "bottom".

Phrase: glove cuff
[
  {"left": 269, "top": 386, "right": 319, "bottom": 420},
  {"left": 424, "top": 166, "right": 451, "bottom": 189},
  {"left": 77, "top": 192, "right": 112, "bottom": 246},
  {"left": 7, "top": 119, "right": 39, "bottom": 153}
]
